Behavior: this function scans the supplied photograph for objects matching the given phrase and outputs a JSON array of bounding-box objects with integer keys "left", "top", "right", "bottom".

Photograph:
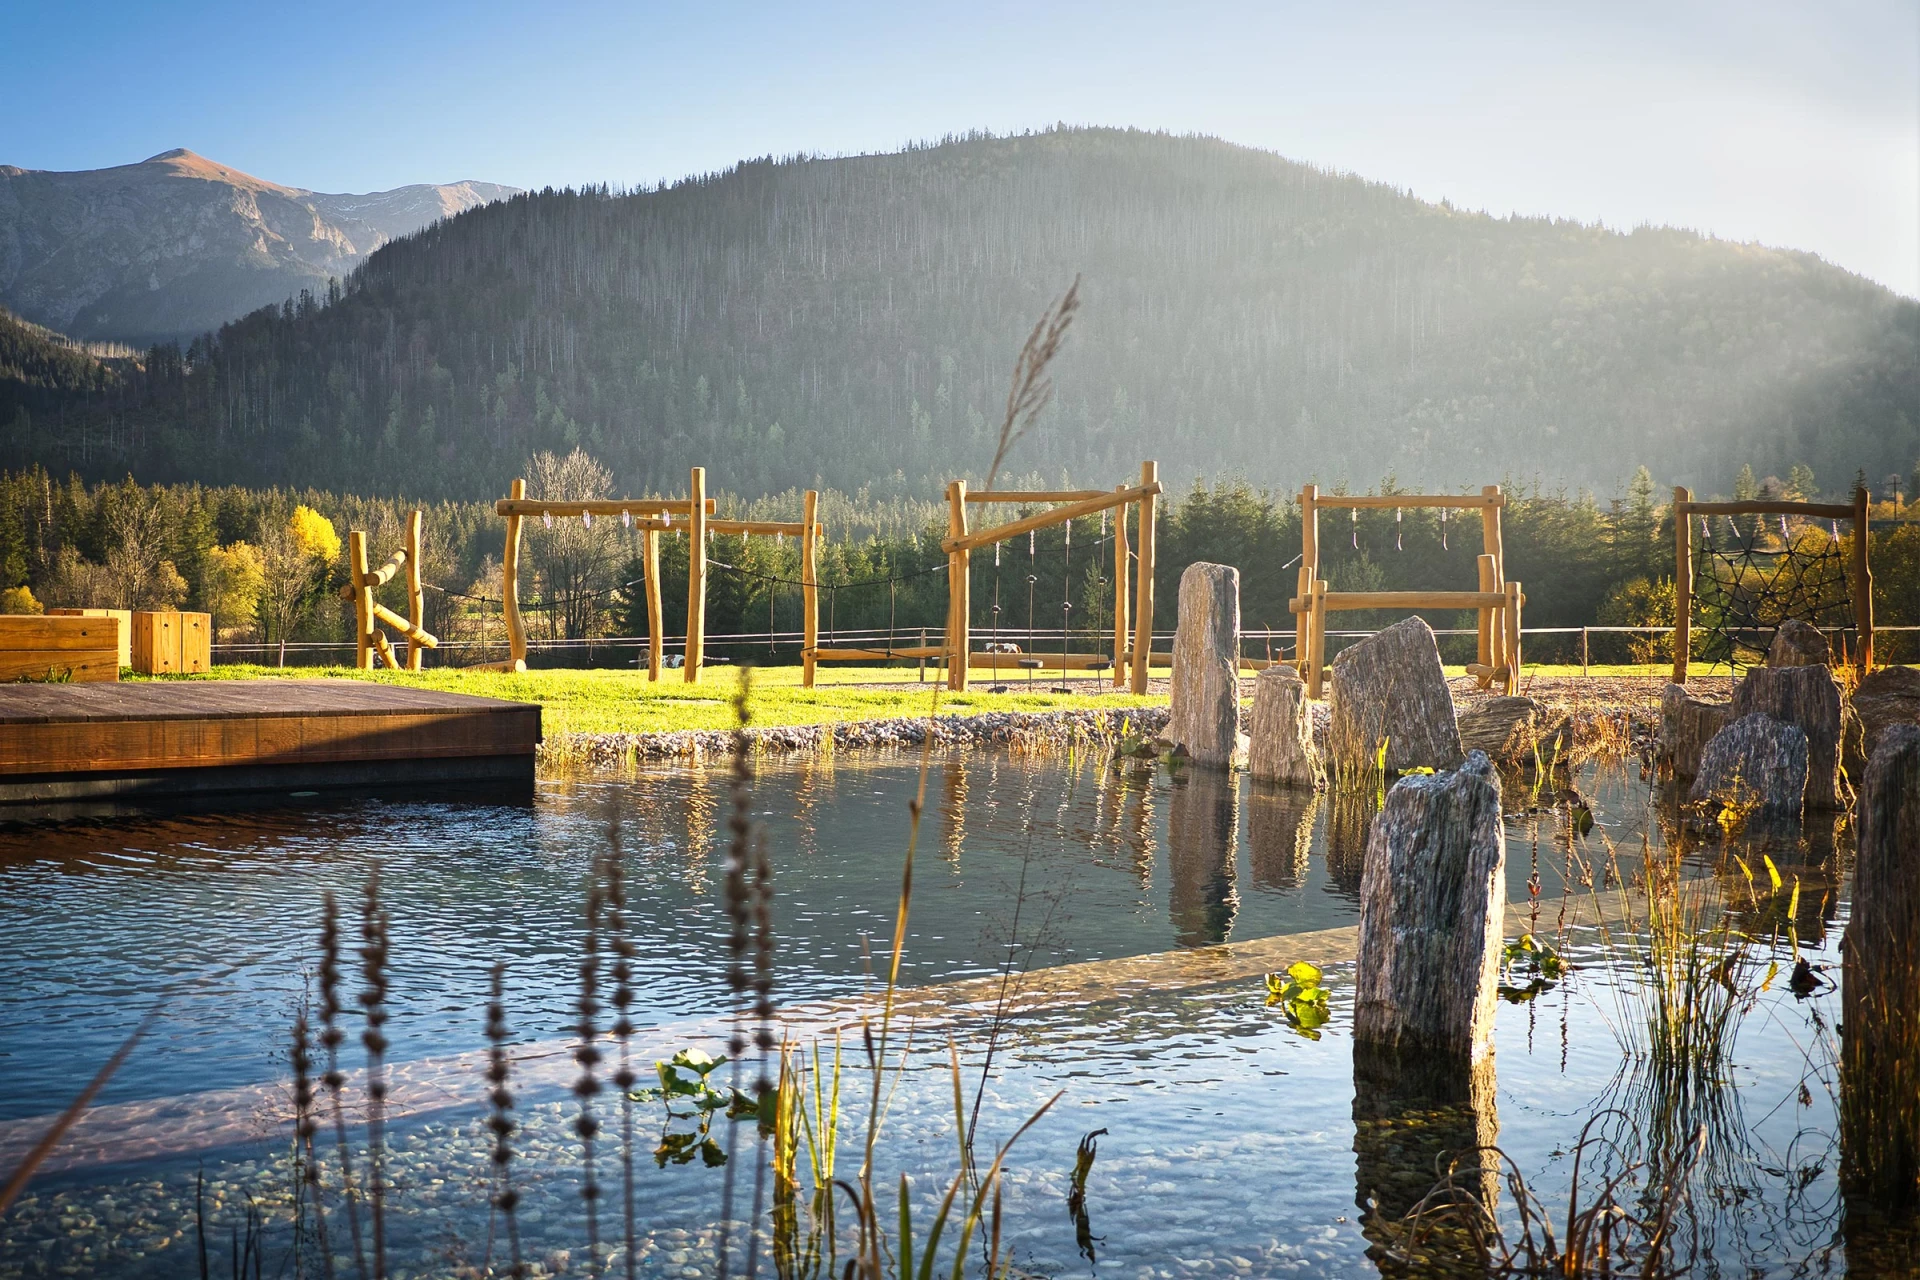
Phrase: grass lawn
[{"left": 161, "top": 663, "right": 1165, "bottom": 736}]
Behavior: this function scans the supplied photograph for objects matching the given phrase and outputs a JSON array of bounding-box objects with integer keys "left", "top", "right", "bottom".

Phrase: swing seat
[{"left": 1017, "top": 658, "right": 1045, "bottom": 669}]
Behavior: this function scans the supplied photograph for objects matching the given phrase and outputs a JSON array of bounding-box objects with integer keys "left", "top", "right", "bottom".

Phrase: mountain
[
  {"left": 6, "top": 128, "right": 1915, "bottom": 500},
  {"left": 0, "top": 149, "right": 517, "bottom": 345}
]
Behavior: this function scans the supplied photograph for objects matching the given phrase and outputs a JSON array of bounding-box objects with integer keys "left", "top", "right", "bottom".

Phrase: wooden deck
[{"left": 0, "top": 680, "right": 541, "bottom": 805}]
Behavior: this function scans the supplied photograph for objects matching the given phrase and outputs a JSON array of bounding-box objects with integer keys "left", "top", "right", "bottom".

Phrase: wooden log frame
[
  {"left": 914, "top": 464, "right": 1162, "bottom": 694},
  {"left": 493, "top": 472, "right": 824, "bottom": 685},
  {"left": 1293, "top": 485, "right": 1514, "bottom": 698},
  {"left": 1671, "top": 485, "right": 1874, "bottom": 684},
  {"left": 342, "top": 512, "right": 439, "bottom": 671}
]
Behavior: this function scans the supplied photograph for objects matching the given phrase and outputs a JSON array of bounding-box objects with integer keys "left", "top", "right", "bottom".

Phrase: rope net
[{"left": 1693, "top": 515, "right": 1854, "bottom": 672}]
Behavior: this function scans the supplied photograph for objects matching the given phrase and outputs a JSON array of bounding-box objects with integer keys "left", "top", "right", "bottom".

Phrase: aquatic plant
[{"left": 1265, "top": 961, "right": 1331, "bottom": 1038}]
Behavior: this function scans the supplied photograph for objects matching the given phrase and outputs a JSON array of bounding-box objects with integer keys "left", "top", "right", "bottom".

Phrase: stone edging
[{"left": 543, "top": 705, "right": 1172, "bottom": 768}]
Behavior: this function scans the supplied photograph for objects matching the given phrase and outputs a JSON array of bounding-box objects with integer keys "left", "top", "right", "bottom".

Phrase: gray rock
[
  {"left": 1354, "top": 751, "right": 1505, "bottom": 1063},
  {"left": 1659, "top": 683, "right": 1731, "bottom": 780},
  {"left": 1730, "top": 663, "right": 1850, "bottom": 809},
  {"left": 1852, "top": 666, "right": 1920, "bottom": 761},
  {"left": 1327, "top": 616, "right": 1462, "bottom": 781},
  {"left": 1457, "top": 695, "right": 1544, "bottom": 767},
  {"left": 1767, "top": 619, "right": 1832, "bottom": 669},
  {"left": 1689, "top": 712, "right": 1809, "bottom": 827},
  {"left": 1247, "top": 664, "right": 1323, "bottom": 787},
  {"left": 1167, "top": 562, "right": 1242, "bottom": 769}
]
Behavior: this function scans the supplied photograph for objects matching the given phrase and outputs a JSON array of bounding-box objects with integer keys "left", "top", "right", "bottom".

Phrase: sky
[{"left": 5, "top": 0, "right": 1917, "bottom": 297}]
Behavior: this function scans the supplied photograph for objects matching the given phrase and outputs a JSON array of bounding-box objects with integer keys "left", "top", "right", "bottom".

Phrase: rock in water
[
  {"left": 1730, "top": 663, "right": 1850, "bottom": 809},
  {"left": 1659, "top": 683, "right": 1730, "bottom": 780},
  {"left": 1327, "top": 616, "right": 1462, "bottom": 782},
  {"left": 1842, "top": 725, "right": 1920, "bottom": 1209},
  {"left": 1689, "top": 712, "right": 1809, "bottom": 827},
  {"left": 1768, "top": 619, "right": 1832, "bottom": 669},
  {"left": 1355, "top": 751, "right": 1506, "bottom": 1063},
  {"left": 1852, "top": 666, "right": 1920, "bottom": 761},
  {"left": 1457, "top": 695, "right": 1543, "bottom": 768},
  {"left": 1248, "top": 664, "right": 1323, "bottom": 787},
  {"left": 1166, "top": 562, "right": 1241, "bottom": 768}
]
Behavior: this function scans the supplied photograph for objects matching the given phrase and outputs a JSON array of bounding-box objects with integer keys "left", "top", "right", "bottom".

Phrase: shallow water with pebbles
[{"left": 0, "top": 748, "right": 1872, "bottom": 1277}]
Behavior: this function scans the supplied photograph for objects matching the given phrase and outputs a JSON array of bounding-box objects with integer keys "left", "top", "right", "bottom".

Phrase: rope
[{"left": 1694, "top": 512, "right": 1856, "bottom": 673}]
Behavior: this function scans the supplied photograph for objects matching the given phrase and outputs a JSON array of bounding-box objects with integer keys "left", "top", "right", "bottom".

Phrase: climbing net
[{"left": 1692, "top": 514, "right": 1854, "bottom": 672}]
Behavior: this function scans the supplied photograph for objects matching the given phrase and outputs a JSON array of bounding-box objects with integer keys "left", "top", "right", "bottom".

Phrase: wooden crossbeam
[
  {"left": 964, "top": 489, "right": 1110, "bottom": 503},
  {"left": 943, "top": 481, "right": 1162, "bottom": 554},
  {"left": 494, "top": 498, "right": 718, "bottom": 517},
  {"left": 371, "top": 602, "right": 439, "bottom": 649},
  {"left": 809, "top": 645, "right": 948, "bottom": 661},
  {"left": 1677, "top": 499, "right": 1855, "bottom": 519},
  {"left": 1310, "top": 494, "right": 1506, "bottom": 510},
  {"left": 1288, "top": 590, "right": 1513, "bottom": 613}
]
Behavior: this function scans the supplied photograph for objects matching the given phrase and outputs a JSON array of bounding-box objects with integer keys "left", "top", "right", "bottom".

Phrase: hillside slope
[
  {"left": 11, "top": 129, "right": 1916, "bottom": 499},
  {"left": 0, "top": 150, "right": 516, "bottom": 345}
]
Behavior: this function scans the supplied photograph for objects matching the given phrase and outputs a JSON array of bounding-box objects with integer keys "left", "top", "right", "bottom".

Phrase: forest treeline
[
  {"left": 3, "top": 128, "right": 1916, "bottom": 503},
  {"left": 3, "top": 453, "right": 1915, "bottom": 668}
]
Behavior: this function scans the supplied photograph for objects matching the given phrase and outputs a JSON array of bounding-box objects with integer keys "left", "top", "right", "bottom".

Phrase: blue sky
[{"left": 6, "top": 0, "right": 1916, "bottom": 295}]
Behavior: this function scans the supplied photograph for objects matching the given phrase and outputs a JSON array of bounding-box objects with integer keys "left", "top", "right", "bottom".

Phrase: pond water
[{"left": 0, "top": 748, "right": 1885, "bottom": 1277}]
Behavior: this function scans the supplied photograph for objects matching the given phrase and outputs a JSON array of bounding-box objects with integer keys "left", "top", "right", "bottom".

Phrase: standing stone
[
  {"left": 1689, "top": 712, "right": 1809, "bottom": 827},
  {"left": 1166, "top": 562, "right": 1241, "bottom": 769},
  {"left": 1768, "top": 619, "right": 1832, "bottom": 669},
  {"left": 1659, "top": 683, "right": 1731, "bottom": 780},
  {"left": 1842, "top": 725, "right": 1920, "bottom": 1212},
  {"left": 1248, "top": 664, "right": 1324, "bottom": 788},
  {"left": 1457, "top": 695, "right": 1544, "bottom": 768},
  {"left": 1328, "top": 616, "right": 1462, "bottom": 783},
  {"left": 1852, "top": 666, "right": 1920, "bottom": 761},
  {"left": 1354, "top": 751, "right": 1506, "bottom": 1063},
  {"left": 1730, "top": 663, "right": 1851, "bottom": 809}
]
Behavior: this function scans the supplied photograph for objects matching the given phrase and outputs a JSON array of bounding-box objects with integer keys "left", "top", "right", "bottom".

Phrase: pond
[{"left": 0, "top": 747, "right": 1884, "bottom": 1277}]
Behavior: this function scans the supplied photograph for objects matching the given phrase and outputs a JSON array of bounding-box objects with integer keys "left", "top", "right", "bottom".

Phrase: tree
[
  {"left": 102, "top": 492, "right": 189, "bottom": 611},
  {"left": 523, "top": 448, "right": 622, "bottom": 640},
  {"left": 203, "top": 542, "right": 266, "bottom": 638},
  {"left": 1787, "top": 463, "right": 1817, "bottom": 502},
  {"left": 1733, "top": 464, "right": 1759, "bottom": 502},
  {"left": 258, "top": 506, "right": 340, "bottom": 666},
  {"left": 0, "top": 585, "right": 42, "bottom": 614}
]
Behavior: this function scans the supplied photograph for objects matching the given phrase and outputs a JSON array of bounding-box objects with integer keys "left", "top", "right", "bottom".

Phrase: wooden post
[
  {"left": 1673, "top": 486, "right": 1692, "bottom": 684},
  {"left": 1298, "top": 484, "right": 1318, "bottom": 673},
  {"left": 1307, "top": 578, "right": 1328, "bottom": 699},
  {"left": 1480, "top": 485, "right": 1503, "bottom": 670},
  {"left": 801, "top": 488, "right": 819, "bottom": 689},
  {"left": 685, "top": 467, "right": 707, "bottom": 684},
  {"left": 1504, "top": 582, "right": 1522, "bottom": 695},
  {"left": 1130, "top": 460, "right": 1158, "bottom": 695},
  {"left": 405, "top": 509, "right": 424, "bottom": 670},
  {"left": 1853, "top": 483, "right": 1874, "bottom": 675},
  {"left": 503, "top": 478, "right": 528, "bottom": 671},
  {"left": 1581, "top": 626, "right": 1589, "bottom": 677},
  {"left": 1476, "top": 554, "right": 1497, "bottom": 673},
  {"left": 1112, "top": 485, "right": 1131, "bottom": 688},
  {"left": 946, "top": 480, "right": 970, "bottom": 692},
  {"left": 350, "top": 530, "right": 373, "bottom": 670},
  {"left": 643, "top": 526, "right": 663, "bottom": 682}
]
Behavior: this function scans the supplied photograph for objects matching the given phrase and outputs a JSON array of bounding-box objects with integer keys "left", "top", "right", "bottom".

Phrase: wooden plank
[
  {"left": 946, "top": 480, "right": 971, "bottom": 691},
  {"left": 643, "top": 525, "right": 664, "bottom": 683},
  {"left": 47, "top": 610, "right": 133, "bottom": 668},
  {"left": 964, "top": 489, "right": 1110, "bottom": 504},
  {"left": 944, "top": 480, "right": 1163, "bottom": 554},
  {"left": 0, "top": 651, "right": 119, "bottom": 683},
  {"left": 1310, "top": 493, "right": 1506, "bottom": 510},
  {"left": 494, "top": 498, "right": 717, "bottom": 517},
  {"left": 968, "top": 652, "right": 1116, "bottom": 670},
  {"left": 0, "top": 616, "right": 125, "bottom": 649}
]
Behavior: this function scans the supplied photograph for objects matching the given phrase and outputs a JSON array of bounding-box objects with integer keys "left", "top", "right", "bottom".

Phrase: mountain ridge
[
  {"left": 0, "top": 150, "right": 518, "bottom": 345},
  {"left": 5, "top": 128, "right": 1914, "bottom": 500}
]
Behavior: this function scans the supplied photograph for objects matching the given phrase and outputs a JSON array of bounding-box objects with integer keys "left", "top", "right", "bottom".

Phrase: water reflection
[
  {"left": 1248, "top": 783, "right": 1318, "bottom": 892},
  {"left": 1167, "top": 768, "right": 1239, "bottom": 945},
  {"left": 1326, "top": 787, "right": 1379, "bottom": 895}
]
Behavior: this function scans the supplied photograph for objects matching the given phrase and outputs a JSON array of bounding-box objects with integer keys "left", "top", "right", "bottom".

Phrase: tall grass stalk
[
  {"left": 357, "top": 872, "right": 392, "bottom": 1280},
  {"left": 484, "top": 962, "right": 525, "bottom": 1280},
  {"left": 318, "top": 893, "right": 369, "bottom": 1279},
  {"left": 718, "top": 667, "right": 758, "bottom": 1280},
  {"left": 604, "top": 811, "right": 641, "bottom": 1280},
  {"left": 289, "top": 1012, "right": 335, "bottom": 1280}
]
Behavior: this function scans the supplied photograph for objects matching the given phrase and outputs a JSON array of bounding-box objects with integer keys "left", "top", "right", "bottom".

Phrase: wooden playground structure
[
  {"left": 1671, "top": 484, "right": 1873, "bottom": 683},
  {"left": 342, "top": 511, "right": 438, "bottom": 670},
  {"left": 1291, "top": 485, "right": 1523, "bottom": 697}
]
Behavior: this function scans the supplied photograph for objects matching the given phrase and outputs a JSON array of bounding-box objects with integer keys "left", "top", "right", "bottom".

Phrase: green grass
[{"left": 159, "top": 663, "right": 1163, "bottom": 736}]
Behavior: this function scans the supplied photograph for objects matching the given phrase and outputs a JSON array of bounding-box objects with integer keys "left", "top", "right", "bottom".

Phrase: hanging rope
[{"left": 1693, "top": 512, "right": 1855, "bottom": 673}]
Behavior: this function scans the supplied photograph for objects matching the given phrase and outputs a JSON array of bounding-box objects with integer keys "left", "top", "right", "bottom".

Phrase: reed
[
  {"left": 604, "top": 811, "right": 641, "bottom": 1280},
  {"left": 483, "top": 962, "right": 525, "bottom": 1279},
  {"left": 317, "top": 893, "right": 368, "bottom": 1278},
  {"left": 289, "top": 1011, "right": 335, "bottom": 1280},
  {"left": 717, "top": 665, "right": 758, "bottom": 1279},
  {"left": 356, "top": 871, "right": 392, "bottom": 1279},
  {"left": 573, "top": 865, "right": 605, "bottom": 1264}
]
